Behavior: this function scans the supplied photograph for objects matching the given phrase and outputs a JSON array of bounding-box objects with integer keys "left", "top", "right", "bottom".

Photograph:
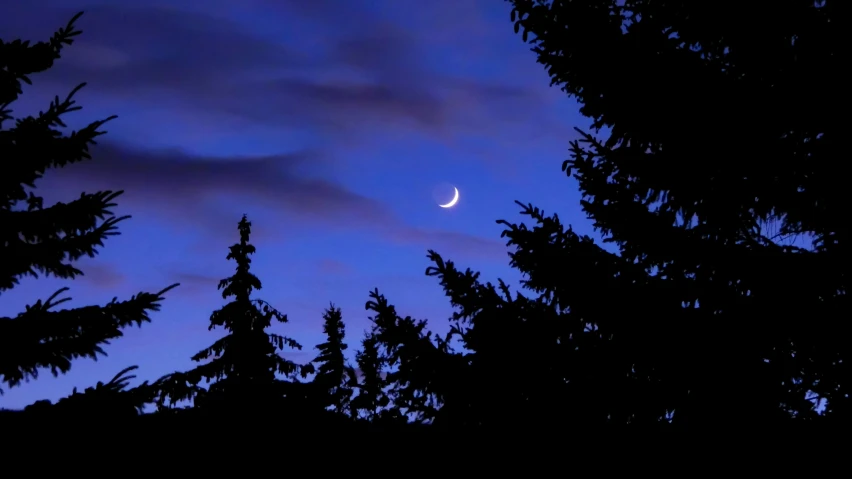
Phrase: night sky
[{"left": 1, "top": 0, "right": 594, "bottom": 409}]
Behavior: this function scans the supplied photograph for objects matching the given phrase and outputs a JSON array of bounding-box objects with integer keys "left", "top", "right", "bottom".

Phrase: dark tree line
[{"left": 1, "top": 1, "right": 846, "bottom": 427}]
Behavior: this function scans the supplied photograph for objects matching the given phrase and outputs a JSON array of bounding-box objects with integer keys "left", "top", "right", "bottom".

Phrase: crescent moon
[{"left": 439, "top": 187, "right": 459, "bottom": 208}]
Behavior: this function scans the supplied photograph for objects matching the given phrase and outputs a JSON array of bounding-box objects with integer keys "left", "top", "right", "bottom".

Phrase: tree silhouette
[
  {"left": 311, "top": 304, "right": 357, "bottom": 417},
  {"left": 22, "top": 366, "right": 159, "bottom": 418},
  {"left": 360, "top": 249, "right": 582, "bottom": 428},
  {"left": 156, "top": 215, "right": 311, "bottom": 413},
  {"left": 424, "top": 250, "right": 580, "bottom": 427},
  {"left": 365, "top": 288, "right": 454, "bottom": 424},
  {"left": 0, "top": 12, "right": 177, "bottom": 406},
  {"left": 350, "top": 332, "right": 389, "bottom": 421},
  {"left": 496, "top": 0, "right": 845, "bottom": 423}
]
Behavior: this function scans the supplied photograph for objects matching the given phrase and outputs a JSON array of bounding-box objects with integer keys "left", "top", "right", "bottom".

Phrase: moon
[{"left": 439, "top": 187, "right": 459, "bottom": 208}]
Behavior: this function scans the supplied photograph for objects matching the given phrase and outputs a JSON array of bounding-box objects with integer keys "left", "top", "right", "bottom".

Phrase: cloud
[
  {"left": 6, "top": 0, "right": 520, "bottom": 263},
  {"left": 77, "top": 262, "right": 126, "bottom": 289},
  {"left": 390, "top": 228, "right": 509, "bottom": 261},
  {"left": 4, "top": 1, "right": 546, "bottom": 144},
  {"left": 38, "top": 141, "right": 506, "bottom": 260},
  {"left": 39, "top": 142, "right": 392, "bottom": 231},
  {"left": 168, "top": 272, "right": 222, "bottom": 298},
  {"left": 317, "top": 259, "right": 353, "bottom": 276}
]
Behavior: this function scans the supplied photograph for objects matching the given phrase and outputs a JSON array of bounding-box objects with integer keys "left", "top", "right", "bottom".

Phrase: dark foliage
[
  {"left": 17, "top": 366, "right": 159, "bottom": 418},
  {"left": 498, "top": 0, "right": 847, "bottom": 424},
  {"left": 155, "top": 215, "right": 315, "bottom": 413},
  {"left": 0, "top": 12, "right": 176, "bottom": 413},
  {"left": 350, "top": 332, "right": 390, "bottom": 420},
  {"left": 312, "top": 305, "right": 357, "bottom": 417},
  {"left": 328, "top": 0, "right": 847, "bottom": 428},
  {"left": 364, "top": 289, "right": 449, "bottom": 424}
]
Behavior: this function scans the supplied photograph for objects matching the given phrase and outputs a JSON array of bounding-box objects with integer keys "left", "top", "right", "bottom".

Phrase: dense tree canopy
[{"left": 496, "top": 0, "right": 845, "bottom": 423}]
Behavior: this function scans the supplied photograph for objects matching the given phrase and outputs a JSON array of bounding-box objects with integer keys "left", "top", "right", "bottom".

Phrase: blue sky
[{"left": 0, "top": 0, "right": 598, "bottom": 408}]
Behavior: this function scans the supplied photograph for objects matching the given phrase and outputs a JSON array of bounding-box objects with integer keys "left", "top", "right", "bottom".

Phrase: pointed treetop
[
  {"left": 237, "top": 214, "right": 251, "bottom": 244},
  {"left": 219, "top": 215, "right": 260, "bottom": 302}
]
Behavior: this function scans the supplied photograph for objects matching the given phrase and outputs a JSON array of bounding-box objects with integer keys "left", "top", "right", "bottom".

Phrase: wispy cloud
[
  {"left": 43, "top": 142, "right": 389, "bottom": 226},
  {"left": 38, "top": 141, "right": 506, "bottom": 260},
  {"left": 4, "top": 2, "right": 546, "bottom": 144},
  {"left": 316, "top": 259, "right": 354, "bottom": 276},
  {"left": 77, "top": 262, "right": 126, "bottom": 289}
]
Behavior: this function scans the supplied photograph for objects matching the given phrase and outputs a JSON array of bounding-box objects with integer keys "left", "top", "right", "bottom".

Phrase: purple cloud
[
  {"left": 37, "top": 141, "right": 507, "bottom": 260},
  {"left": 317, "top": 259, "right": 354, "bottom": 276},
  {"left": 168, "top": 272, "right": 221, "bottom": 298},
  {"left": 2, "top": 1, "right": 548, "bottom": 145},
  {"left": 76, "top": 262, "right": 126, "bottom": 289}
]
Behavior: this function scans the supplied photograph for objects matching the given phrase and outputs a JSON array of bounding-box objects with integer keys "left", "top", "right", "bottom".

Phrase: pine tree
[
  {"left": 350, "top": 332, "right": 388, "bottom": 421},
  {"left": 22, "top": 366, "right": 157, "bottom": 418},
  {"left": 311, "top": 304, "right": 356, "bottom": 416},
  {"left": 365, "top": 289, "right": 450, "bottom": 424},
  {"left": 421, "top": 251, "right": 563, "bottom": 428},
  {"left": 497, "top": 0, "right": 846, "bottom": 423},
  {"left": 0, "top": 12, "right": 177, "bottom": 401},
  {"left": 156, "top": 215, "right": 310, "bottom": 413}
]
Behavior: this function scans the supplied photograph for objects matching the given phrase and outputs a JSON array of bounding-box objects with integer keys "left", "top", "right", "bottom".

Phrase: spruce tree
[
  {"left": 364, "top": 289, "right": 451, "bottom": 424},
  {"left": 494, "top": 0, "right": 845, "bottom": 423},
  {"left": 311, "top": 304, "right": 356, "bottom": 417},
  {"left": 350, "top": 332, "right": 388, "bottom": 421},
  {"left": 363, "top": 252, "right": 562, "bottom": 428},
  {"left": 0, "top": 12, "right": 176, "bottom": 401},
  {"left": 156, "top": 215, "right": 310, "bottom": 413}
]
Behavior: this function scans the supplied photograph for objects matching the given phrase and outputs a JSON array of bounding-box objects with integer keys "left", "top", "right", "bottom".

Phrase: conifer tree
[
  {"left": 368, "top": 254, "right": 561, "bottom": 428},
  {"left": 311, "top": 305, "right": 356, "bottom": 416},
  {"left": 424, "top": 245, "right": 618, "bottom": 427},
  {"left": 350, "top": 332, "right": 388, "bottom": 421},
  {"left": 0, "top": 12, "right": 176, "bottom": 400},
  {"left": 492, "top": 0, "right": 845, "bottom": 423},
  {"left": 365, "top": 289, "right": 450, "bottom": 424},
  {"left": 156, "top": 215, "right": 311, "bottom": 413}
]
